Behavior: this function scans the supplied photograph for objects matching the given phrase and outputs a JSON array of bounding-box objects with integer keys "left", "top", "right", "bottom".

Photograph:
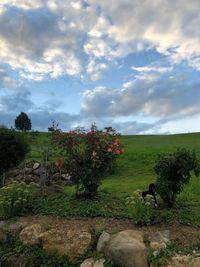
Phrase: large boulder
[
  {"left": 19, "top": 224, "right": 43, "bottom": 246},
  {"left": 105, "top": 229, "right": 148, "bottom": 267},
  {"left": 97, "top": 231, "right": 111, "bottom": 252},
  {"left": 40, "top": 229, "right": 91, "bottom": 261}
]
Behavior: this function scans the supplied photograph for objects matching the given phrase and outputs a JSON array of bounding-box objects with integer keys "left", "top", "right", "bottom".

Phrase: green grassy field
[{"left": 26, "top": 132, "right": 200, "bottom": 225}]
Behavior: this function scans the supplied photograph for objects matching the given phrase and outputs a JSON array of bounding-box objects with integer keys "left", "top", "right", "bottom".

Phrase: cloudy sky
[{"left": 0, "top": 0, "right": 200, "bottom": 134}]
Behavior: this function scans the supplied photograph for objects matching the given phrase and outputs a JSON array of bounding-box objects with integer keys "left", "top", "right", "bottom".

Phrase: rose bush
[{"left": 52, "top": 126, "right": 124, "bottom": 197}]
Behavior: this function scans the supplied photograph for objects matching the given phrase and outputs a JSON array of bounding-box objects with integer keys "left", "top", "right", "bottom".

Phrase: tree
[
  {"left": 0, "top": 128, "right": 29, "bottom": 186},
  {"left": 154, "top": 148, "right": 200, "bottom": 207},
  {"left": 15, "top": 112, "right": 32, "bottom": 132}
]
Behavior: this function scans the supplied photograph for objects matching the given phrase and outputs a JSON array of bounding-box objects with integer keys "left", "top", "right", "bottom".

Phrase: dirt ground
[{"left": 19, "top": 214, "right": 200, "bottom": 248}]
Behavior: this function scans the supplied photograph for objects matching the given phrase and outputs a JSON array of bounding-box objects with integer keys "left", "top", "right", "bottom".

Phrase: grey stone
[
  {"left": 80, "top": 258, "right": 95, "bottom": 267},
  {"left": 93, "top": 259, "right": 105, "bottom": 267},
  {"left": 19, "top": 224, "right": 43, "bottom": 246},
  {"left": 167, "top": 254, "right": 200, "bottom": 267},
  {"left": 97, "top": 231, "right": 111, "bottom": 252},
  {"left": 33, "top": 162, "right": 40, "bottom": 170},
  {"left": 40, "top": 229, "right": 91, "bottom": 261},
  {"left": 105, "top": 229, "right": 148, "bottom": 267}
]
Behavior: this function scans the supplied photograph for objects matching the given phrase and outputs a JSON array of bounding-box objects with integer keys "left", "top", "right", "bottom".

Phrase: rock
[
  {"left": 80, "top": 258, "right": 95, "bottom": 267},
  {"left": 93, "top": 259, "right": 105, "bottom": 267},
  {"left": 192, "top": 257, "right": 200, "bottom": 267},
  {"left": 105, "top": 229, "right": 148, "bottom": 267},
  {"left": 97, "top": 231, "right": 111, "bottom": 252},
  {"left": 7, "top": 221, "right": 23, "bottom": 234},
  {"left": 40, "top": 229, "right": 91, "bottom": 261},
  {"left": 19, "top": 224, "right": 43, "bottom": 246},
  {"left": 80, "top": 258, "right": 105, "bottom": 267},
  {"left": 24, "top": 167, "right": 33, "bottom": 174},
  {"left": 33, "top": 162, "right": 40, "bottom": 170},
  {"left": 150, "top": 230, "right": 170, "bottom": 244},
  {"left": 150, "top": 241, "right": 167, "bottom": 250},
  {"left": 0, "top": 220, "right": 6, "bottom": 227},
  {"left": 167, "top": 255, "right": 200, "bottom": 267},
  {"left": 61, "top": 173, "right": 71, "bottom": 180},
  {"left": 150, "top": 230, "right": 170, "bottom": 251}
]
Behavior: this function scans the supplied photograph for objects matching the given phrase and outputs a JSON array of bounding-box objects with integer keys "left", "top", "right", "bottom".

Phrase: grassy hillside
[{"left": 26, "top": 132, "right": 200, "bottom": 194}]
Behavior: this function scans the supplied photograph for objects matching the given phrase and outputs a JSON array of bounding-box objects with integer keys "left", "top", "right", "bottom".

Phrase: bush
[
  {"left": 154, "top": 148, "right": 200, "bottom": 207},
  {"left": 126, "top": 190, "right": 155, "bottom": 225},
  {"left": 0, "top": 129, "right": 29, "bottom": 184},
  {"left": 0, "top": 181, "right": 36, "bottom": 219},
  {"left": 52, "top": 126, "right": 124, "bottom": 197},
  {"left": 15, "top": 112, "right": 32, "bottom": 132}
]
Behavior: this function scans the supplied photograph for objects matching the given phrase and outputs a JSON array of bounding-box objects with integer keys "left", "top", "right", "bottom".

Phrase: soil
[{"left": 19, "top": 214, "right": 200, "bottom": 248}]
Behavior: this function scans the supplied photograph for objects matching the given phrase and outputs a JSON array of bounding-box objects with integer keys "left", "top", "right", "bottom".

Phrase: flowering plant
[
  {"left": 52, "top": 125, "right": 124, "bottom": 197},
  {"left": 126, "top": 190, "right": 155, "bottom": 225},
  {"left": 0, "top": 181, "right": 36, "bottom": 219}
]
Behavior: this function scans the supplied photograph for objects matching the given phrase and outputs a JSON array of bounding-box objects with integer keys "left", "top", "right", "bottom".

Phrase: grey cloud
[
  {"left": 0, "top": 88, "right": 34, "bottom": 113},
  {"left": 30, "top": 111, "right": 80, "bottom": 131},
  {"left": 0, "top": 7, "right": 59, "bottom": 59},
  {"left": 0, "top": 67, "right": 18, "bottom": 89},
  {"left": 81, "top": 75, "right": 200, "bottom": 120}
]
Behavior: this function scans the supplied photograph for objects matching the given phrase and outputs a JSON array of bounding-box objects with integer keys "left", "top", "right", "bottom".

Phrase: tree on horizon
[{"left": 15, "top": 112, "right": 32, "bottom": 132}]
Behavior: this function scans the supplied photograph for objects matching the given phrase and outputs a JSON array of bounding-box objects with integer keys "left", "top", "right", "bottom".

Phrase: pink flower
[
  {"left": 113, "top": 142, "right": 119, "bottom": 148},
  {"left": 107, "top": 148, "right": 112, "bottom": 152},
  {"left": 115, "top": 149, "right": 120, "bottom": 155}
]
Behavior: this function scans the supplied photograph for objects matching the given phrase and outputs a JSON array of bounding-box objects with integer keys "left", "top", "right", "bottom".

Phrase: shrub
[
  {"left": 154, "top": 148, "right": 200, "bottom": 207},
  {"left": 126, "top": 190, "right": 155, "bottom": 225},
  {"left": 0, "top": 181, "right": 36, "bottom": 219},
  {"left": 15, "top": 112, "right": 32, "bottom": 132},
  {"left": 52, "top": 125, "right": 124, "bottom": 197},
  {"left": 0, "top": 129, "right": 29, "bottom": 185}
]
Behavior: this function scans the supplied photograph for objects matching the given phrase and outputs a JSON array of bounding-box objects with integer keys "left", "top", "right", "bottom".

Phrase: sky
[{"left": 0, "top": 0, "right": 200, "bottom": 134}]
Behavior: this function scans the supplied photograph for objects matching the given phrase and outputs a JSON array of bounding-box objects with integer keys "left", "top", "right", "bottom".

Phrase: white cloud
[
  {"left": 1, "top": 0, "right": 200, "bottom": 81},
  {"left": 132, "top": 66, "right": 173, "bottom": 74},
  {"left": 0, "top": 0, "right": 44, "bottom": 10}
]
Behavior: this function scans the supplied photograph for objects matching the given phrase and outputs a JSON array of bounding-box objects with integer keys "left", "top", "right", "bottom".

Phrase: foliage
[
  {"left": 154, "top": 148, "right": 200, "bottom": 207},
  {"left": 0, "top": 129, "right": 29, "bottom": 182},
  {"left": 0, "top": 181, "right": 36, "bottom": 219},
  {"left": 32, "top": 191, "right": 128, "bottom": 218},
  {"left": 126, "top": 189, "right": 156, "bottom": 225},
  {"left": 0, "top": 234, "right": 78, "bottom": 267},
  {"left": 147, "top": 244, "right": 178, "bottom": 267},
  {"left": 15, "top": 112, "right": 32, "bottom": 132},
  {"left": 52, "top": 125, "right": 124, "bottom": 197}
]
